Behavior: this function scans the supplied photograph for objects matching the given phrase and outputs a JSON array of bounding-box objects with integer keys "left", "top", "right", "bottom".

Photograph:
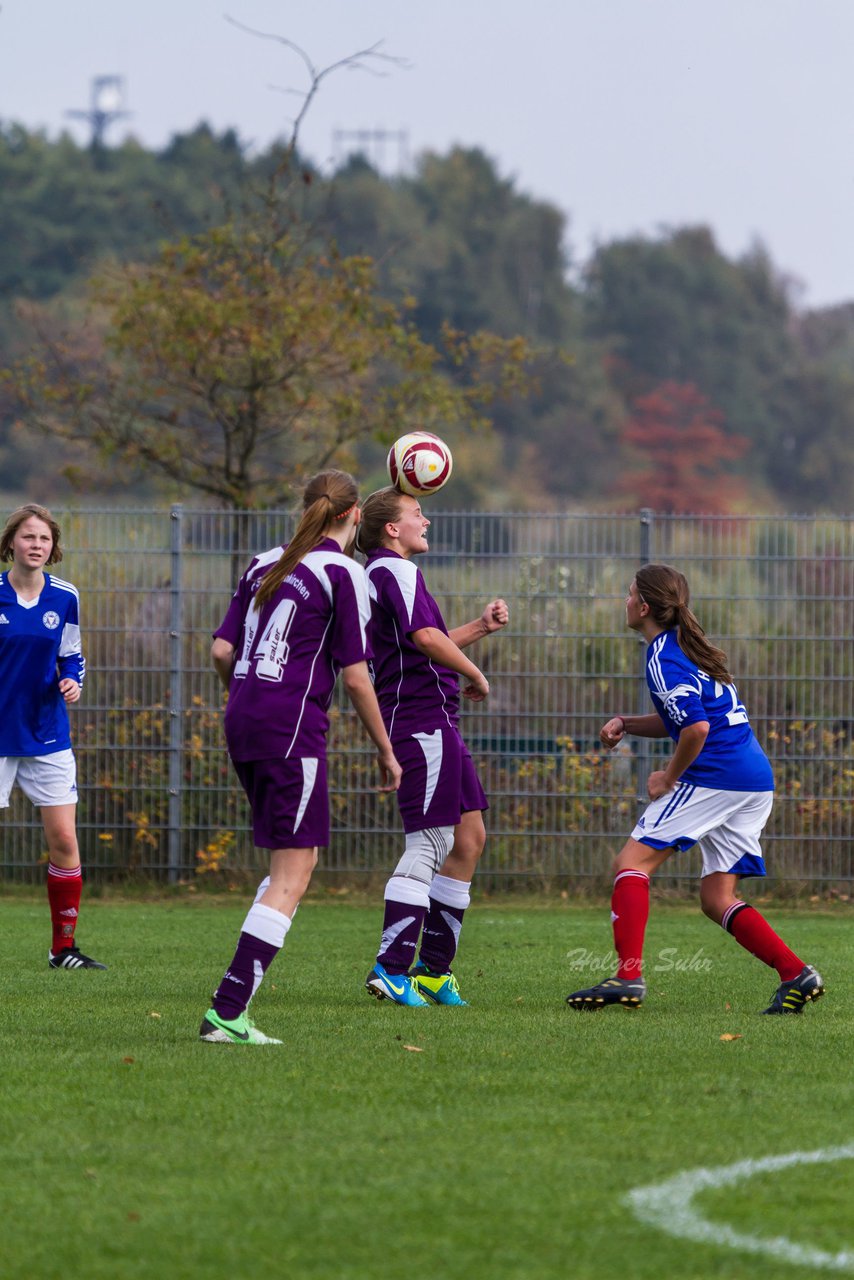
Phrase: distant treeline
[{"left": 2, "top": 121, "right": 853, "bottom": 510}]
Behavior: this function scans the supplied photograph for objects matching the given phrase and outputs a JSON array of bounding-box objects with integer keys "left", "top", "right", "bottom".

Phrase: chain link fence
[{"left": 3, "top": 508, "right": 853, "bottom": 889}]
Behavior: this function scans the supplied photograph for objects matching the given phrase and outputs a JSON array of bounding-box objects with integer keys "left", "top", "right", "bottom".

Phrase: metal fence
[{"left": 3, "top": 508, "right": 853, "bottom": 888}]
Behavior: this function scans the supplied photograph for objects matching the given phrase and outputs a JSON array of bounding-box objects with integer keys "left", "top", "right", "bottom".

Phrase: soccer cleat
[
  {"left": 48, "top": 946, "right": 107, "bottom": 970},
  {"left": 199, "top": 1008, "right": 282, "bottom": 1044},
  {"left": 761, "top": 964, "right": 825, "bottom": 1015},
  {"left": 365, "top": 962, "right": 428, "bottom": 1006},
  {"left": 566, "top": 976, "right": 646, "bottom": 1010},
  {"left": 411, "top": 963, "right": 468, "bottom": 1006}
]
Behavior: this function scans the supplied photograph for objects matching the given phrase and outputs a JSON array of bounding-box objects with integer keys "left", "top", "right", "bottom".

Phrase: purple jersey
[
  {"left": 214, "top": 538, "right": 371, "bottom": 762},
  {"left": 364, "top": 550, "right": 460, "bottom": 740}
]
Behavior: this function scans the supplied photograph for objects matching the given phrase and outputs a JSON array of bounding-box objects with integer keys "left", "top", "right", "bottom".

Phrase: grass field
[{"left": 1, "top": 894, "right": 852, "bottom": 1280}]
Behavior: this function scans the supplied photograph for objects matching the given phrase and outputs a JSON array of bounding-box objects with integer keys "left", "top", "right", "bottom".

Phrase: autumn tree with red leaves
[{"left": 615, "top": 380, "right": 749, "bottom": 513}]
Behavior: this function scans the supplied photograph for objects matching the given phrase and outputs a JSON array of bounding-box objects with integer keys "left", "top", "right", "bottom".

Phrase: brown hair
[
  {"left": 253, "top": 470, "right": 359, "bottom": 610},
  {"left": 0, "top": 503, "right": 63, "bottom": 566},
  {"left": 355, "top": 486, "right": 408, "bottom": 555},
  {"left": 636, "top": 563, "right": 732, "bottom": 683}
]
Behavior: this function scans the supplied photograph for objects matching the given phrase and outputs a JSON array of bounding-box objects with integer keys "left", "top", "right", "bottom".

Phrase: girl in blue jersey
[
  {"left": 0, "top": 504, "right": 106, "bottom": 970},
  {"left": 200, "top": 471, "right": 402, "bottom": 1045},
  {"left": 357, "top": 487, "right": 508, "bottom": 1007},
  {"left": 566, "top": 563, "right": 823, "bottom": 1015}
]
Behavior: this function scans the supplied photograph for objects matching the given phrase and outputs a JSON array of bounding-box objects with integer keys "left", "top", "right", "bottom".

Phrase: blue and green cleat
[
  {"left": 365, "top": 961, "right": 428, "bottom": 1006},
  {"left": 199, "top": 1008, "right": 282, "bottom": 1044},
  {"left": 411, "top": 963, "right": 468, "bottom": 1006}
]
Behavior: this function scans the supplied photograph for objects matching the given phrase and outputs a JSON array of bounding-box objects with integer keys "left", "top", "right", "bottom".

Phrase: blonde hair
[
  {"left": 636, "top": 563, "right": 732, "bottom": 683},
  {"left": 355, "top": 486, "right": 408, "bottom": 555},
  {"left": 0, "top": 503, "right": 63, "bottom": 565},
  {"left": 253, "top": 471, "right": 359, "bottom": 610}
]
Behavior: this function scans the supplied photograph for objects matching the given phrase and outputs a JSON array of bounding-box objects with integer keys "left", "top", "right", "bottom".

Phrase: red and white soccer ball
[{"left": 386, "top": 431, "right": 453, "bottom": 498}]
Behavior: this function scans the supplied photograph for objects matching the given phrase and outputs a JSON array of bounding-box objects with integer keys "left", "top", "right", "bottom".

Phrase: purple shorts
[
  {"left": 233, "top": 755, "right": 328, "bottom": 849},
  {"left": 393, "top": 724, "right": 487, "bottom": 834}
]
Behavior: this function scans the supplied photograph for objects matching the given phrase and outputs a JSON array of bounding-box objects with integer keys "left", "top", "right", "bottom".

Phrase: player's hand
[
  {"left": 376, "top": 748, "right": 403, "bottom": 792},
  {"left": 647, "top": 770, "right": 675, "bottom": 800},
  {"left": 600, "top": 717, "right": 626, "bottom": 749},
  {"left": 462, "top": 672, "right": 490, "bottom": 701},
  {"left": 59, "top": 678, "right": 81, "bottom": 704},
  {"left": 481, "top": 599, "right": 509, "bottom": 634}
]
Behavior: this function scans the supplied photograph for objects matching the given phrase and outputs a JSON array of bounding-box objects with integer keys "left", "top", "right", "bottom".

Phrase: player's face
[
  {"left": 12, "top": 517, "right": 54, "bottom": 570},
  {"left": 625, "top": 579, "right": 646, "bottom": 631},
  {"left": 391, "top": 497, "right": 430, "bottom": 558}
]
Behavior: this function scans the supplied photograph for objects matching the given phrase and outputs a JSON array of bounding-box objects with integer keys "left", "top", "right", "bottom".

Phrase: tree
[
  {"left": 2, "top": 38, "right": 536, "bottom": 509},
  {"left": 614, "top": 381, "right": 749, "bottom": 513},
  {"left": 5, "top": 208, "right": 535, "bottom": 507}
]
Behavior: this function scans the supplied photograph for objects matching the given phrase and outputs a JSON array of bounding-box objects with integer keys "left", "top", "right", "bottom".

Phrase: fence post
[
  {"left": 168, "top": 504, "right": 184, "bottom": 882},
  {"left": 635, "top": 509, "right": 654, "bottom": 813}
]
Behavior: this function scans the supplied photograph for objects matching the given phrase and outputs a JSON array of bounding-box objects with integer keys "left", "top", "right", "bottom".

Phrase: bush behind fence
[{"left": 3, "top": 508, "right": 853, "bottom": 889}]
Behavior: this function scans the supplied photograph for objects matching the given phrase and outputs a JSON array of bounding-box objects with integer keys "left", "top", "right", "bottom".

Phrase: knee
[
  {"left": 393, "top": 827, "right": 454, "bottom": 887},
  {"left": 700, "top": 885, "right": 732, "bottom": 925}
]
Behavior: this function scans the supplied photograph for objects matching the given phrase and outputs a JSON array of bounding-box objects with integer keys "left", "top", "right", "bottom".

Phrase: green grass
[{"left": 1, "top": 897, "right": 852, "bottom": 1280}]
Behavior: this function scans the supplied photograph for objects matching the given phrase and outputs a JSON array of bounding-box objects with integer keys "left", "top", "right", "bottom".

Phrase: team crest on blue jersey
[{"left": 42, "top": 611, "right": 60, "bottom": 630}]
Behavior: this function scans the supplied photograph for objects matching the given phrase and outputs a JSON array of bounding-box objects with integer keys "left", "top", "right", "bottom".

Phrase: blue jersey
[
  {"left": 645, "top": 629, "right": 773, "bottom": 791},
  {"left": 0, "top": 571, "right": 85, "bottom": 757}
]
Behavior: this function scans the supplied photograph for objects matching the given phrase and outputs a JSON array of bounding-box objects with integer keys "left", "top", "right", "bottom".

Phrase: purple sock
[
  {"left": 418, "top": 875, "right": 471, "bottom": 973},
  {"left": 376, "top": 898, "right": 427, "bottom": 975},
  {"left": 212, "top": 933, "right": 278, "bottom": 1020},
  {"left": 212, "top": 902, "right": 290, "bottom": 1021}
]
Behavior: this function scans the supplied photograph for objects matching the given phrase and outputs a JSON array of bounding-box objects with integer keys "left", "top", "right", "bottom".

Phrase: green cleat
[
  {"left": 199, "top": 1008, "right": 282, "bottom": 1044},
  {"left": 411, "top": 963, "right": 468, "bottom": 1006},
  {"left": 566, "top": 976, "right": 646, "bottom": 1010}
]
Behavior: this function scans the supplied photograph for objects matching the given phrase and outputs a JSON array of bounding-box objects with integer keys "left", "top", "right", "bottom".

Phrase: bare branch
[{"left": 223, "top": 17, "right": 409, "bottom": 151}]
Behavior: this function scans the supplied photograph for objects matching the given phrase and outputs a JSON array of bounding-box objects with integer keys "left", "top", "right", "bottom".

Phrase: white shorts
[
  {"left": 0, "top": 749, "right": 78, "bottom": 808},
  {"left": 632, "top": 783, "right": 773, "bottom": 878}
]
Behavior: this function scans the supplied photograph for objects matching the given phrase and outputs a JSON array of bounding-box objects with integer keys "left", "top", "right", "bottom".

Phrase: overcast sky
[{"left": 2, "top": 0, "right": 852, "bottom": 309}]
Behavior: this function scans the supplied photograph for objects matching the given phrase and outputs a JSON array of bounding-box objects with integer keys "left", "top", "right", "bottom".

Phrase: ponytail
[
  {"left": 254, "top": 470, "right": 358, "bottom": 610},
  {"left": 636, "top": 563, "right": 732, "bottom": 683},
  {"left": 355, "top": 486, "right": 406, "bottom": 556}
]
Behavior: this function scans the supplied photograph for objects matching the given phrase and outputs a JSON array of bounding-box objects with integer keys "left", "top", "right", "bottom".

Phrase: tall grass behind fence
[{"left": 2, "top": 509, "right": 852, "bottom": 888}]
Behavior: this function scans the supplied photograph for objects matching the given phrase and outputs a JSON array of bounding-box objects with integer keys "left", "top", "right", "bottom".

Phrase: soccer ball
[{"left": 386, "top": 432, "right": 453, "bottom": 497}]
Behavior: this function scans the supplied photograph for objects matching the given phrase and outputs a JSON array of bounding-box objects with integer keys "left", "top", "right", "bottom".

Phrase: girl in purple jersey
[
  {"left": 357, "top": 487, "right": 509, "bottom": 1007},
  {"left": 200, "top": 471, "right": 402, "bottom": 1045},
  {"left": 0, "top": 504, "right": 106, "bottom": 970},
  {"left": 566, "top": 563, "right": 824, "bottom": 1015}
]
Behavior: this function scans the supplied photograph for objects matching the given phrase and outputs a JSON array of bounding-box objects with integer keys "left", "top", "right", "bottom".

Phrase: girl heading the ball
[{"left": 357, "top": 487, "right": 509, "bottom": 1007}]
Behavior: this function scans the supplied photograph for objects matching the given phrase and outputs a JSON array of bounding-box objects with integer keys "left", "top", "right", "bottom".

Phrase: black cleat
[
  {"left": 566, "top": 976, "right": 646, "bottom": 1010},
  {"left": 49, "top": 946, "right": 108, "bottom": 970},
  {"left": 761, "top": 964, "right": 824, "bottom": 1014}
]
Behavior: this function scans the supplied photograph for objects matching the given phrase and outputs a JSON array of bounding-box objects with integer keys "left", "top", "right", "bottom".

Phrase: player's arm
[
  {"left": 211, "top": 637, "right": 236, "bottom": 692},
  {"left": 647, "top": 721, "right": 710, "bottom": 799},
  {"left": 600, "top": 713, "right": 669, "bottom": 749},
  {"left": 411, "top": 627, "right": 490, "bottom": 701},
  {"left": 449, "top": 598, "right": 509, "bottom": 649},
  {"left": 341, "top": 661, "right": 402, "bottom": 792}
]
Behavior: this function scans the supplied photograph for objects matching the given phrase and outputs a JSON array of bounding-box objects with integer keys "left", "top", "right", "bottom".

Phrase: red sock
[
  {"left": 722, "top": 903, "right": 803, "bottom": 981},
  {"left": 48, "top": 862, "right": 83, "bottom": 953},
  {"left": 612, "top": 869, "right": 650, "bottom": 979}
]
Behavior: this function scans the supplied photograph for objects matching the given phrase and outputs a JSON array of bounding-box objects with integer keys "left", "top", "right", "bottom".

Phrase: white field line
[{"left": 627, "top": 1145, "right": 854, "bottom": 1272}]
